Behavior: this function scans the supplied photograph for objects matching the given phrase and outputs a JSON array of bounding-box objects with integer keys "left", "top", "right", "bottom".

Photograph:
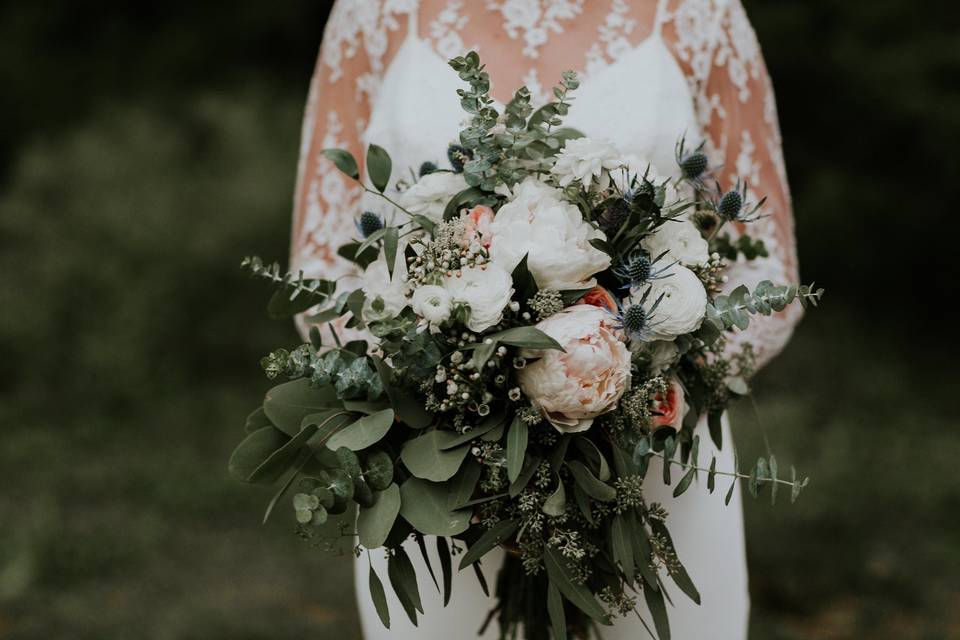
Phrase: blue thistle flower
[
  {"left": 613, "top": 288, "right": 666, "bottom": 342},
  {"left": 356, "top": 211, "right": 384, "bottom": 238},
  {"left": 718, "top": 190, "right": 743, "bottom": 220},
  {"left": 419, "top": 161, "right": 437, "bottom": 177},
  {"left": 613, "top": 249, "right": 675, "bottom": 289}
]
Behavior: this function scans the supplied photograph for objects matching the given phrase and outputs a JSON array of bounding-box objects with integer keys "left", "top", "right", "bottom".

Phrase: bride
[{"left": 290, "top": 1, "right": 801, "bottom": 638}]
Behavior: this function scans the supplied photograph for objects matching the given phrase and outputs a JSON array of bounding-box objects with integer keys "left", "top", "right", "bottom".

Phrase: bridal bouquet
[{"left": 229, "top": 52, "right": 822, "bottom": 639}]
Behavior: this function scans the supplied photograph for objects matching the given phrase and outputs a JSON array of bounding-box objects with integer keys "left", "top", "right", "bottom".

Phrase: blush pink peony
[{"left": 518, "top": 305, "right": 631, "bottom": 433}]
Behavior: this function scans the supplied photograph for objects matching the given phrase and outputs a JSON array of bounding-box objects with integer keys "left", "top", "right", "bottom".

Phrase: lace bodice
[{"left": 291, "top": 0, "right": 801, "bottom": 368}]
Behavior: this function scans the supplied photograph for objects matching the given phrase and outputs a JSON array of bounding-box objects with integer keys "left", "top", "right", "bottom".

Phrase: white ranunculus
[
  {"left": 443, "top": 264, "right": 514, "bottom": 333},
  {"left": 361, "top": 244, "right": 408, "bottom": 322},
  {"left": 410, "top": 285, "right": 452, "bottom": 331},
  {"left": 518, "top": 305, "right": 631, "bottom": 433},
  {"left": 641, "top": 218, "right": 710, "bottom": 266},
  {"left": 399, "top": 171, "right": 468, "bottom": 223},
  {"left": 646, "top": 340, "right": 681, "bottom": 373},
  {"left": 631, "top": 265, "right": 707, "bottom": 341},
  {"left": 488, "top": 177, "right": 611, "bottom": 290},
  {"left": 551, "top": 138, "right": 624, "bottom": 190}
]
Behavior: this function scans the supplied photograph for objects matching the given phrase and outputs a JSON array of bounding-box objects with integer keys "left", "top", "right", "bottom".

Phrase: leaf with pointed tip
[
  {"left": 649, "top": 520, "right": 700, "bottom": 605},
  {"left": 488, "top": 326, "right": 564, "bottom": 351},
  {"left": 542, "top": 476, "right": 566, "bottom": 516},
  {"left": 574, "top": 437, "right": 611, "bottom": 481},
  {"left": 543, "top": 545, "right": 610, "bottom": 624},
  {"left": 437, "top": 536, "right": 453, "bottom": 606},
  {"left": 388, "top": 548, "right": 421, "bottom": 624},
  {"left": 547, "top": 581, "right": 567, "bottom": 640},
  {"left": 368, "top": 561, "right": 391, "bottom": 629},
  {"left": 323, "top": 148, "right": 359, "bottom": 180},
  {"left": 459, "top": 519, "right": 519, "bottom": 570},
  {"left": 366, "top": 144, "right": 392, "bottom": 192},
  {"left": 506, "top": 417, "right": 529, "bottom": 484},
  {"left": 357, "top": 483, "right": 401, "bottom": 549},
  {"left": 383, "top": 227, "right": 400, "bottom": 279},
  {"left": 611, "top": 514, "right": 635, "bottom": 584},
  {"left": 401, "top": 429, "right": 471, "bottom": 482},
  {"left": 567, "top": 461, "right": 616, "bottom": 502},
  {"left": 326, "top": 409, "right": 394, "bottom": 451},
  {"left": 399, "top": 478, "right": 472, "bottom": 536},
  {"left": 672, "top": 467, "right": 697, "bottom": 498},
  {"left": 707, "top": 457, "right": 717, "bottom": 494},
  {"left": 642, "top": 582, "right": 671, "bottom": 640}
]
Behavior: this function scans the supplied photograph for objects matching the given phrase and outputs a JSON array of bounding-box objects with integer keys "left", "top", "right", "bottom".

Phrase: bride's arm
[
  {"left": 667, "top": 0, "right": 802, "bottom": 371},
  {"left": 289, "top": 10, "right": 407, "bottom": 343}
]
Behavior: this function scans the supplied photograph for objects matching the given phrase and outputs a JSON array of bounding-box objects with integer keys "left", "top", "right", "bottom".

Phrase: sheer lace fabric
[{"left": 292, "top": 0, "right": 800, "bottom": 368}]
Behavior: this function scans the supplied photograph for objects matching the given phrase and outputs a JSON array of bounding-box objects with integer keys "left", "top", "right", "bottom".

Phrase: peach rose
[
  {"left": 462, "top": 204, "right": 495, "bottom": 249},
  {"left": 577, "top": 286, "right": 618, "bottom": 314},
  {"left": 518, "top": 305, "right": 631, "bottom": 433},
  {"left": 651, "top": 379, "right": 688, "bottom": 433}
]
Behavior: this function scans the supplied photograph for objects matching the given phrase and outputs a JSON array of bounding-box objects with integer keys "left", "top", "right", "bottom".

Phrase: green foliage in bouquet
[{"left": 228, "top": 51, "right": 824, "bottom": 640}]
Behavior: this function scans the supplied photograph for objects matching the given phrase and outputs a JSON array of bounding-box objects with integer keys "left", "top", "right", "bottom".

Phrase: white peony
[
  {"left": 641, "top": 218, "right": 710, "bottom": 266},
  {"left": 399, "top": 171, "right": 468, "bottom": 223},
  {"left": 631, "top": 265, "right": 707, "bottom": 341},
  {"left": 360, "top": 244, "right": 408, "bottom": 322},
  {"left": 443, "top": 264, "right": 514, "bottom": 333},
  {"left": 488, "top": 178, "right": 611, "bottom": 290},
  {"left": 410, "top": 285, "right": 452, "bottom": 332},
  {"left": 551, "top": 138, "right": 624, "bottom": 190},
  {"left": 518, "top": 305, "right": 631, "bottom": 433}
]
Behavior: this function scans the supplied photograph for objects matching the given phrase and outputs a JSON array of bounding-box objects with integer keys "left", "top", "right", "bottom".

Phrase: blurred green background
[{"left": 0, "top": 1, "right": 957, "bottom": 638}]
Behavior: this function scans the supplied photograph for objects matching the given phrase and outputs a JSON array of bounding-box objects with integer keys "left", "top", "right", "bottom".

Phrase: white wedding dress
[{"left": 290, "top": 1, "right": 802, "bottom": 638}]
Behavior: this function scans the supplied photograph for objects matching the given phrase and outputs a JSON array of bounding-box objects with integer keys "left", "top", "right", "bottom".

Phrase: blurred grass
[{"left": 0, "top": 1, "right": 958, "bottom": 638}]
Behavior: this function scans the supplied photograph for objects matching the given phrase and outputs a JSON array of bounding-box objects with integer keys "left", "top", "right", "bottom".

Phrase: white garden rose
[
  {"left": 360, "top": 244, "right": 408, "bottom": 322},
  {"left": 518, "top": 305, "right": 631, "bottom": 433},
  {"left": 410, "top": 285, "right": 452, "bottom": 331},
  {"left": 551, "top": 138, "right": 624, "bottom": 190},
  {"left": 488, "top": 178, "right": 610, "bottom": 290},
  {"left": 641, "top": 218, "right": 710, "bottom": 266},
  {"left": 631, "top": 265, "right": 707, "bottom": 341},
  {"left": 443, "top": 264, "right": 514, "bottom": 333},
  {"left": 399, "top": 171, "right": 468, "bottom": 223}
]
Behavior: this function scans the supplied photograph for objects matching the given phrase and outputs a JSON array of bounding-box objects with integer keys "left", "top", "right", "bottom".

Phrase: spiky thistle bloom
[
  {"left": 356, "top": 211, "right": 384, "bottom": 238},
  {"left": 612, "top": 249, "right": 675, "bottom": 289},
  {"left": 613, "top": 288, "right": 665, "bottom": 342}
]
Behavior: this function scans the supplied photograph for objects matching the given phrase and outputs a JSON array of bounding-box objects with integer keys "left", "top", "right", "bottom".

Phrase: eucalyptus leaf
[
  {"left": 263, "top": 379, "right": 341, "bottom": 436},
  {"left": 506, "top": 416, "right": 528, "bottom": 484},
  {"left": 244, "top": 406, "right": 271, "bottom": 433},
  {"left": 365, "top": 451, "right": 395, "bottom": 491},
  {"left": 366, "top": 144, "right": 392, "bottom": 192},
  {"left": 642, "top": 581, "right": 671, "bottom": 640},
  {"left": 547, "top": 581, "right": 567, "bottom": 640},
  {"left": 388, "top": 547, "right": 421, "bottom": 624},
  {"left": 487, "top": 326, "right": 564, "bottom": 351},
  {"left": 447, "top": 458, "right": 482, "bottom": 511},
  {"left": 458, "top": 518, "right": 519, "bottom": 569},
  {"left": 437, "top": 536, "right": 453, "bottom": 606},
  {"left": 228, "top": 426, "right": 290, "bottom": 484},
  {"left": 401, "top": 430, "right": 471, "bottom": 482},
  {"left": 323, "top": 148, "right": 359, "bottom": 180},
  {"left": 440, "top": 413, "right": 505, "bottom": 450},
  {"left": 574, "top": 437, "right": 611, "bottom": 482},
  {"left": 399, "top": 478, "right": 472, "bottom": 536},
  {"left": 611, "top": 514, "right": 635, "bottom": 584},
  {"left": 543, "top": 545, "right": 610, "bottom": 624},
  {"left": 372, "top": 356, "right": 433, "bottom": 429},
  {"left": 368, "top": 561, "right": 391, "bottom": 629},
  {"left": 542, "top": 476, "right": 566, "bottom": 516},
  {"left": 247, "top": 423, "right": 319, "bottom": 484},
  {"left": 326, "top": 409, "right": 394, "bottom": 451},
  {"left": 383, "top": 227, "right": 399, "bottom": 279},
  {"left": 357, "top": 483, "right": 401, "bottom": 549},
  {"left": 567, "top": 461, "right": 616, "bottom": 502}
]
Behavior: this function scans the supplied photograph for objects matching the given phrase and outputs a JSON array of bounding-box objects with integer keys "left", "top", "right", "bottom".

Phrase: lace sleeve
[
  {"left": 665, "top": 0, "right": 802, "bottom": 370},
  {"left": 290, "top": 5, "right": 411, "bottom": 341}
]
